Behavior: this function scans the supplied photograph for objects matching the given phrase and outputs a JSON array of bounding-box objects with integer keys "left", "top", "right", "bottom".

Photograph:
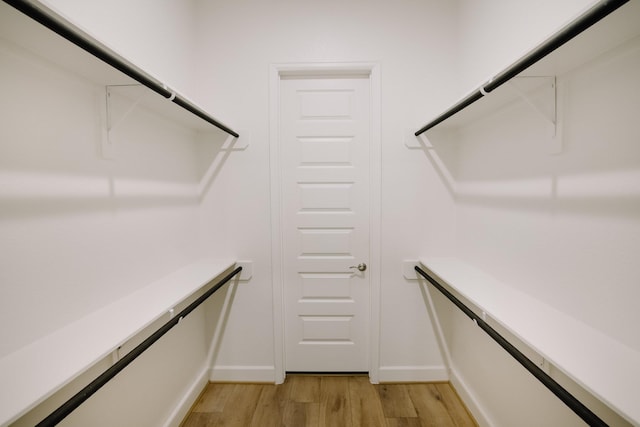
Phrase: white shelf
[
  {"left": 0, "top": 258, "right": 236, "bottom": 427},
  {"left": 419, "top": 257, "right": 640, "bottom": 426},
  {"left": 427, "top": 1, "right": 640, "bottom": 132},
  {"left": 0, "top": 1, "right": 232, "bottom": 134}
]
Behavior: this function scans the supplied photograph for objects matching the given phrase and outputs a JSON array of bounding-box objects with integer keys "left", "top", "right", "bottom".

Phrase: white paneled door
[{"left": 280, "top": 75, "right": 371, "bottom": 372}]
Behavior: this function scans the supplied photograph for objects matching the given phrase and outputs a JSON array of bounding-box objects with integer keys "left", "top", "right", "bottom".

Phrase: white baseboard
[
  {"left": 378, "top": 365, "right": 449, "bottom": 383},
  {"left": 162, "top": 367, "right": 210, "bottom": 427},
  {"left": 449, "top": 366, "right": 494, "bottom": 427},
  {"left": 210, "top": 365, "right": 276, "bottom": 383}
]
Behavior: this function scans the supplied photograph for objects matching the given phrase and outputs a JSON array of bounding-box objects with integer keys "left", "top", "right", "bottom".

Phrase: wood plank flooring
[{"left": 182, "top": 375, "right": 477, "bottom": 427}]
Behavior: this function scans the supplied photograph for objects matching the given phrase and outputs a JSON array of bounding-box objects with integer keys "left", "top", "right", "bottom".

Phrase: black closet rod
[
  {"left": 414, "top": 266, "right": 608, "bottom": 427},
  {"left": 414, "top": 0, "right": 629, "bottom": 137},
  {"left": 3, "top": 0, "right": 240, "bottom": 138},
  {"left": 35, "top": 266, "right": 242, "bottom": 427}
]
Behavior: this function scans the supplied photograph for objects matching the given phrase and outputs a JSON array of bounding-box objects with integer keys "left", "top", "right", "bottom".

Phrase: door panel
[{"left": 281, "top": 76, "right": 370, "bottom": 372}]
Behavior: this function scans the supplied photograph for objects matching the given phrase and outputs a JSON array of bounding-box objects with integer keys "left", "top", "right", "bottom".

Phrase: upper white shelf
[
  {"left": 0, "top": 258, "right": 236, "bottom": 427},
  {"left": 417, "top": 0, "right": 640, "bottom": 133},
  {"left": 0, "top": 0, "right": 237, "bottom": 136},
  {"left": 419, "top": 257, "right": 640, "bottom": 426}
]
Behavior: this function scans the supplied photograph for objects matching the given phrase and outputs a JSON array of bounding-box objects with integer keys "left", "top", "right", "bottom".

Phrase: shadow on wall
[
  {"left": 197, "top": 131, "right": 247, "bottom": 201},
  {"left": 0, "top": 130, "right": 245, "bottom": 221},
  {"left": 0, "top": 39, "right": 245, "bottom": 220},
  {"left": 409, "top": 40, "right": 640, "bottom": 219},
  {"left": 12, "top": 273, "right": 241, "bottom": 427},
  {"left": 203, "top": 274, "right": 241, "bottom": 371},
  {"left": 414, "top": 273, "right": 634, "bottom": 427},
  {"left": 407, "top": 35, "right": 640, "bottom": 348},
  {"left": 0, "top": 33, "right": 243, "bottom": 358}
]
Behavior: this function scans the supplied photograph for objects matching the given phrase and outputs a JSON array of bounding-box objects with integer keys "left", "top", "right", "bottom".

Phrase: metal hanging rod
[
  {"left": 3, "top": 0, "right": 239, "bottom": 138},
  {"left": 414, "top": 0, "right": 629, "bottom": 136},
  {"left": 35, "top": 266, "right": 242, "bottom": 427},
  {"left": 414, "top": 266, "right": 608, "bottom": 427}
]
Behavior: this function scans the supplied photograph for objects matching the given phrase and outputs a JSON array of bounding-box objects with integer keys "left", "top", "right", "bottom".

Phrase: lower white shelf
[
  {"left": 0, "top": 258, "right": 236, "bottom": 426},
  {"left": 419, "top": 257, "right": 640, "bottom": 426}
]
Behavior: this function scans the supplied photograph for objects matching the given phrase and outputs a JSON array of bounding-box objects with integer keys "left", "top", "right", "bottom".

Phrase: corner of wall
[
  {"left": 449, "top": 366, "right": 494, "bottom": 427},
  {"left": 161, "top": 366, "right": 210, "bottom": 427}
]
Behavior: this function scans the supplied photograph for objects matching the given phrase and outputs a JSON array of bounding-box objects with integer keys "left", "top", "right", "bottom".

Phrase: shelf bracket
[
  {"left": 507, "top": 76, "right": 562, "bottom": 154},
  {"left": 540, "top": 357, "right": 552, "bottom": 375},
  {"left": 100, "top": 84, "right": 146, "bottom": 159},
  {"left": 111, "top": 345, "right": 122, "bottom": 364}
]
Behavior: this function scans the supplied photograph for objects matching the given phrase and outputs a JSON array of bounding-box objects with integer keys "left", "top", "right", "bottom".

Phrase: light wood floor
[{"left": 182, "top": 375, "right": 477, "bottom": 427}]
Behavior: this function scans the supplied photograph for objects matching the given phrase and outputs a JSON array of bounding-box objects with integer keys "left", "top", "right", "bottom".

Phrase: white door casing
[
  {"left": 269, "top": 63, "right": 381, "bottom": 382},
  {"left": 281, "top": 76, "right": 370, "bottom": 372}
]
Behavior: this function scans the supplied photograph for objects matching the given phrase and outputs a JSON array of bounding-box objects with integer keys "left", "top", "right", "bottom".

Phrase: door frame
[{"left": 269, "top": 63, "right": 381, "bottom": 384}]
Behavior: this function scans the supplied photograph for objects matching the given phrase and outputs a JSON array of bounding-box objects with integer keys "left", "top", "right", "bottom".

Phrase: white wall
[
  {"left": 0, "top": 1, "right": 219, "bottom": 425},
  {"left": 12, "top": 308, "right": 212, "bottom": 427},
  {"left": 7, "top": 0, "right": 634, "bottom": 426},
  {"left": 454, "top": 0, "right": 597, "bottom": 90},
  {"left": 2, "top": 0, "right": 461, "bottom": 424},
  {"left": 0, "top": 21, "right": 202, "bottom": 360},
  {"left": 191, "top": 0, "right": 459, "bottom": 382},
  {"left": 38, "top": 0, "right": 199, "bottom": 96},
  {"left": 435, "top": 1, "right": 639, "bottom": 425}
]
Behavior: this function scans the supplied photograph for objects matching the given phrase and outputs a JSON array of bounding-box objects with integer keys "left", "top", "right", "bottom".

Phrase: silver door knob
[{"left": 349, "top": 263, "right": 367, "bottom": 272}]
